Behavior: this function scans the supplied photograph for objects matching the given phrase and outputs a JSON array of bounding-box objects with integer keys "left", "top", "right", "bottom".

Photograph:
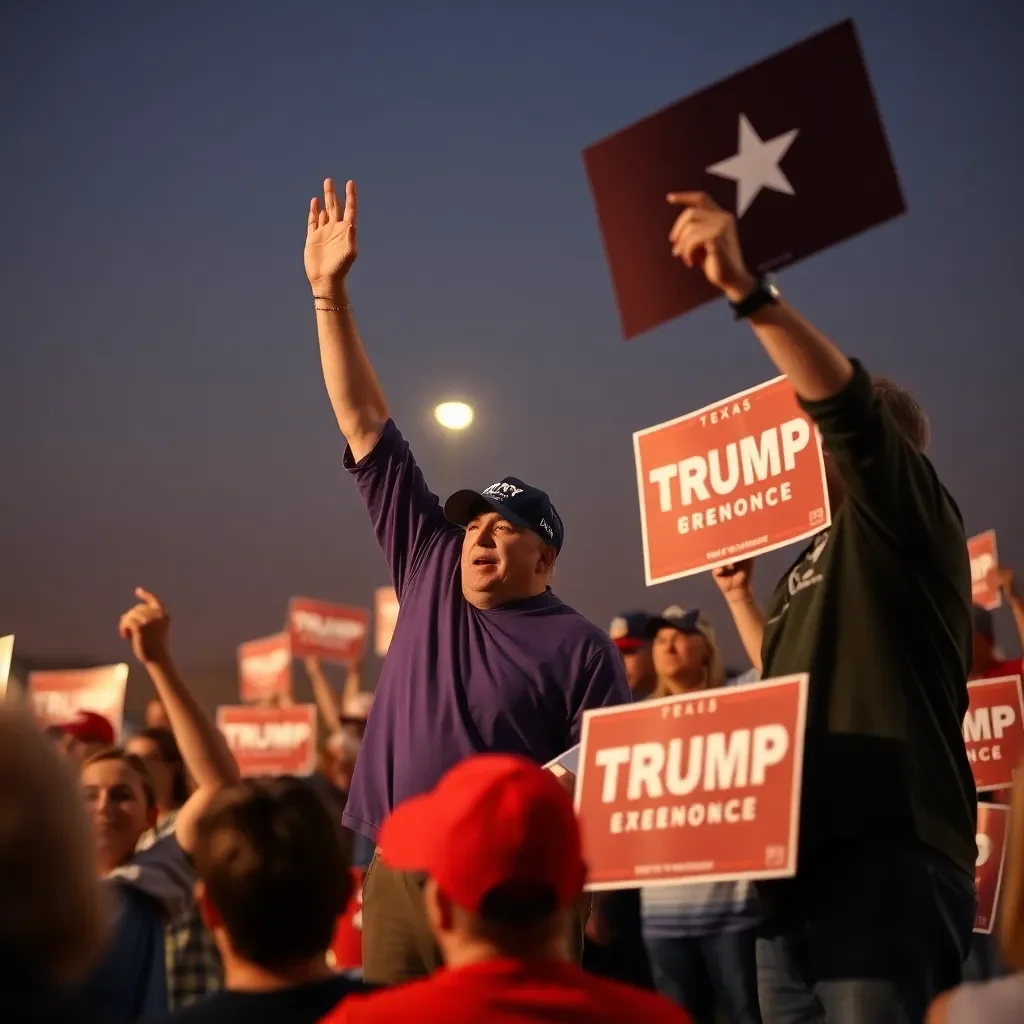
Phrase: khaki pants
[{"left": 361, "top": 850, "right": 591, "bottom": 985}]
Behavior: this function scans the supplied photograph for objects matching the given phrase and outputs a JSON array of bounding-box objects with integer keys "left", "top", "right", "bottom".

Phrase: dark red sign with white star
[{"left": 583, "top": 20, "right": 906, "bottom": 339}]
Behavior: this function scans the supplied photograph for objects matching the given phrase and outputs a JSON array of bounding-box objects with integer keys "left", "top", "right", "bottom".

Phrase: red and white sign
[
  {"left": 964, "top": 676, "right": 1024, "bottom": 792},
  {"left": 575, "top": 674, "right": 809, "bottom": 890},
  {"left": 974, "top": 802, "right": 1010, "bottom": 934},
  {"left": 238, "top": 633, "right": 293, "bottom": 704},
  {"left": 634, "top": 378, "right": 830, "bottom": 584},
  {"left": 28, "top": 664, "right": 129, "bottom": 740},
  {"left": 217, "top": 704, "right": 317, "bottom": 777},
  {"left": 374, "top": 587, "right": 400, "bottom": 657},
  {"left": 329, "top": 868, "right": 366, "bottom": 970},
  {"left": 0, "top": 635, "right": 13, "bottom": 699},
  {"left": 968, "top": 530, "right": 1001, "bottom": 611},
  {"left": 287, "top": 597, "right": 369, "bottom": 664}
]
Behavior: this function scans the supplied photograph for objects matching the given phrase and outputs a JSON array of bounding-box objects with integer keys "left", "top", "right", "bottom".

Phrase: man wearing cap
[
  {"left": 608, "top": 611, "right": 656, "bottom": 699},
  {"left": 323, "top": 754, "right": 691, "bottom": 1023},
  {"left": 303, "top": 178, "right": 630, "bottom": 983}
]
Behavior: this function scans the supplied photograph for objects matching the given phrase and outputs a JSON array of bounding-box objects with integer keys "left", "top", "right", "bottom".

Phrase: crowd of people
[{"left": 1, "top": 177, "right": 1022, "bottom": 1024}]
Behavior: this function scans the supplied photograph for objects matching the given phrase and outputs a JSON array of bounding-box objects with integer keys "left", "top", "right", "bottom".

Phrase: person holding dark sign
[{"left": 669, "top": 190, "right": 977, "bottom": 1022}]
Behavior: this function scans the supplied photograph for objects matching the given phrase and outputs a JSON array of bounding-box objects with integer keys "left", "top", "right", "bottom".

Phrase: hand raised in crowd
[
  {"left": 666, "top": 191, "right": 757, "bottom": 302},
  {"left": 986, "top": 564, "right": 1017, "bottom": 598},
  {"left": 304, "top": 177, "right": 358, "bottom": 293},
  {"left": 118, "top": 587, "right": 171, "bottom": 666},
  {"left": 712, "top": 559, "right": 755, "bottom": 602}
]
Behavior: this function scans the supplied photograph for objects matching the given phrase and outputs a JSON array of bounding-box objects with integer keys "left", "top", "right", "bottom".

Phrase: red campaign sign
[
  {"left": 217, "top": 704, "right": 317, "bottom": 778},
  {"left": 28, "top": 664, "right": 129, "bottom": 740},
  {"left": 968, "top": 530, "right": 1001, "bottom": 611},
  {"left": 575, "top": 675, "right": 809, "bottom": 889},
  {"left": 237, "top": 633, "right": 293, "bottom": 704},
  {"left": 634, "top": 377, "right": 829, "bottom": 584},
  {"left": 974, "top": 803, "right": 1010, "bottom": 934},
  {"left": 287, "top": 597, "right": 369, "bottom": 664},
  {"left": 374, "top": 587, "right": 400, "bottom": 657},
  {"left": 583, "top": 19, "right": 904, "bottom": 339},
  {"left": 329, "top": 868, "right": 366, "bottom": 971},
  {"left": 964, "top": 676, "right": 1024, "bottom": 792}
]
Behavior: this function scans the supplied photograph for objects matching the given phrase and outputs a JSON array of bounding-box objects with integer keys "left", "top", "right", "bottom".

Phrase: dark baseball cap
[
  {"left": 973, "top": 605, "right": 995, "bottom": 639},
  {"left": 444, "top": 477, "right": 564, "bottom": 552},
  {"left": 646, "top": 605, "right": 702, "bottom": 638},
  {"left": 609, "top": 611, "right": 653, "bottom": 651}
]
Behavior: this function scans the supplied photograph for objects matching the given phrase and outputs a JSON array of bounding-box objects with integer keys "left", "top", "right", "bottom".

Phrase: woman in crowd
[
  {"left": 0, "top": 705, "right": 108, "bottom": 1023},
  {"left": 640, "top": 605, "right": 762, "bottom": 1024},
  {"left": 78, "top": 587, "right": 239, "bottom": 1023}
]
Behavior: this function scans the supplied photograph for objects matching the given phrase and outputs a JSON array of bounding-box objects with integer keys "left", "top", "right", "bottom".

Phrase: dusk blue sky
[{"left": 3, "top": 1, "right": 1022, "bottom": 711}]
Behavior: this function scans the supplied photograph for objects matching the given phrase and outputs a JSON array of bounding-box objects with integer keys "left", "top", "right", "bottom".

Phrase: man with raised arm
[
  {"left": 667, "top": 191, "right": 977, "bottom": 1022},
  {"left": 303, "top": 178, "right": 630, "bottom": 985}
]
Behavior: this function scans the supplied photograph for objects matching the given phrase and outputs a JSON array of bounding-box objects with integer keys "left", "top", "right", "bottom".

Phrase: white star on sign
[{"left": 705, "top": 114, "right": 800, "bottom": 217}]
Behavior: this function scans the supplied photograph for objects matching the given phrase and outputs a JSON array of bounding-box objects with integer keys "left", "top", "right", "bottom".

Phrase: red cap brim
[
  {"left": 614, "top": 637, "right": 645, "bottom": 652},
  {"left": 377, "top": 790, "right": 445, "bottom": 874}
]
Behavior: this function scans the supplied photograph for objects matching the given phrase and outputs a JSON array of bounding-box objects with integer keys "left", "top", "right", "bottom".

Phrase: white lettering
[
  {"left": 242, "top": 649, "right": 290, "bottom": 678},
  {"left": 595, "top": 725, "right": 789, "bottom": 803},
  {"left": 221, "top": 721, "right": 311, "bottom": 751},
  {"left": 964, "top": 705, "right": 1016, "bottom": 743},
  {"left": 292, "top": 611, "right": 364, "bottom": 644}
]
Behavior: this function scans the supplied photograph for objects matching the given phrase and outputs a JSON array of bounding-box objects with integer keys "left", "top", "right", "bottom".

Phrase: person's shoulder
[
  {"left": 544, "top": 597, "right": 617, "bottom": 650},
  {"left": 321, "top": 976, "right": 445, "bottom": 1022},
  {"left": 938, "top": 974, "right": 1024, "bottom": 1023}
]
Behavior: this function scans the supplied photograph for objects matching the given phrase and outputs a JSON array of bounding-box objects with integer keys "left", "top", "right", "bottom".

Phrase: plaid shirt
[{"left": 138, "top": 813, "right": 223, "bottom": 1010}]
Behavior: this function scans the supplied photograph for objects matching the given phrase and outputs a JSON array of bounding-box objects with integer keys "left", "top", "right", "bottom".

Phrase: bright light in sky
[{"left": 434, "top": 401, "right": 474, "bottom": 431}]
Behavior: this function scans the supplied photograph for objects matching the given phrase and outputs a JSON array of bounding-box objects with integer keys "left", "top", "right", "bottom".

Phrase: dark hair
[
  {"left": 134, "top": 727, "right": 191, "bottom": 808},
  {"left": 872, "top": 375, "right": 931, "bottom": 453},
  {"left": 479, "top": 882, "right": 558, "bottom": 925},
  {"left": 82, "top": 748, "right": 157, "bottom": 811},
  {"left": 193, "top": 777, "right": 352, "bottom": 969}
]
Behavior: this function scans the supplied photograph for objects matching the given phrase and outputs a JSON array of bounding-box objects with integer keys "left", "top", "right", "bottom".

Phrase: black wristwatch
[{"left": 729, "top": 274, "right": 780, "bottom": 320}]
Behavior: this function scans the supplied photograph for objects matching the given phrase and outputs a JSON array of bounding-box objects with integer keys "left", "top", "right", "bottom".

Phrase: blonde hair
[
  {"left": 0, "top": 707, "right": 108, "bottom": 982},
  {"left": 999, "top": 769, "right": 1024, "bottom": 969},
  {"left": 653, "top": 613, "right": 726, "bottom": 696}
]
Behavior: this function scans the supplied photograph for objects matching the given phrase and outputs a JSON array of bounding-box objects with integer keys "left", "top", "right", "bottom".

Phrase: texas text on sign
[
  {"left": 237, "top": 632, "right": 293, "bottom": 704},
  {"left": 574, "top": 674, "right": 809, "bottom": 890},
  {"left": 634, "top": 377, "right": 829, "bottom": 584},
  {"left": 964, "top": 675, "right": 1024, "bottom": 792},
  {"left": 217, "top": 704, "right": 317, "bottom": 778},
  {"left": 28, "top": 664, "right": 130, "bottom": 740},
  {"left": 583, "top": 18, "right": 905, "bottom": 338},
  {"left": 968, "top": 529, "right": 1001, "bottom": 611},
  {"left": 974, "top": 802, "right": 1010, "bottom": 935},
  {"left": 287, "top": 596, "right": 369, "bottom": 664}
]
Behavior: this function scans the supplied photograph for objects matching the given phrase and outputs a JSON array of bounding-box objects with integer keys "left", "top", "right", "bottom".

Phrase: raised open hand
[{"left": 304, "top": 178, "right": 358, "bottom": 294}]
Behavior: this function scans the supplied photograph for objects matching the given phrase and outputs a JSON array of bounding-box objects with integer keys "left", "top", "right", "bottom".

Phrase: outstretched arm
[
  {"left": 305, "top": 178, "right": 389, "bottom": 462},
  {"left": 119, "top": 589, "right": 240, "bottom": 854}
]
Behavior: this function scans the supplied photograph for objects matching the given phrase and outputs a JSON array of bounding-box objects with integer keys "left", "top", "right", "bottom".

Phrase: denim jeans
[
  {"left": 645, "top": 926, "right": 762, "bottom": 1024},
  {"left": 755, "top": 840, "right": 977, "bottom": 1023}
]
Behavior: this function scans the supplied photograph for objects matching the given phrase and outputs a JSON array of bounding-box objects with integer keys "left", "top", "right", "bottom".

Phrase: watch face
[{"left": 764, "top": 274, "right": 780, "bottom": 298}]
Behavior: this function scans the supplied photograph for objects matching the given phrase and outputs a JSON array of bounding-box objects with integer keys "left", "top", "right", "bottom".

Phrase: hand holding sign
[
  {"left": 667, "top": 192, "right": 757, "bottom": 303},
  {"left": 986, "top": 565, "right": 1016, "bottom": 600},
  {"left": 712, "top": 559, "right": 755, "bottom": 601},
  {"left": 305, "top": 178, "right": 358, "bottom": 293},
  {"left": 118, "top": 588, "right": 171, "bottom": 667}
]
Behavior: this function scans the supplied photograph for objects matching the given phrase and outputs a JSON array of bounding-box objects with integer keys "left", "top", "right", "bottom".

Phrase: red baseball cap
[
  {"left": 378, "top": 753, "right": 586, "bottom": 913},
  {"left": 55, "top": 710, "right": 115, "bottom": 747}
]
